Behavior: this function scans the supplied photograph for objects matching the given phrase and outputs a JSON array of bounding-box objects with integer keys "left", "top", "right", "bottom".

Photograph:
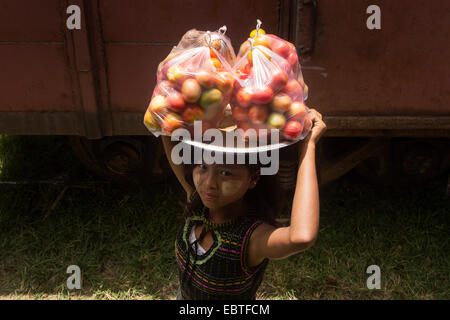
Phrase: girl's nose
[{"left": 203, "top": 169, "right": 219, "bottom": 191}]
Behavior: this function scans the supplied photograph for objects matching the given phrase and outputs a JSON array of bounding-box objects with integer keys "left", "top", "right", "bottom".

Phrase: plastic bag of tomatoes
[
  {"left": 231, "top": 21, "right": 312, "bottom": 143},
  {"left": 158, "top": 26, "right": 236, "bottom": 70},
  {"left": 144, "top": 27, "right": 236, "bottom": 137}
]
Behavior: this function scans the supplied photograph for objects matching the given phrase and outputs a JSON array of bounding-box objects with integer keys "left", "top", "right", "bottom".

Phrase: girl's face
[{"left": 193, "top": 163, "right": 257, "bottom": 209}]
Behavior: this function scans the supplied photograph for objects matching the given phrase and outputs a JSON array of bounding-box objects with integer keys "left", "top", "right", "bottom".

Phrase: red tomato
[
  {"left": 251, "top": 86, "right": 274, "bottom": 105},
  {"left": 271, "top": 40, "right": 290, "bottom": 58},
  {"left": 162, "top": 113, "right": 183, "bottom": 134},
  {"left": 289, "top": 102, "right": 307, "bottom": 120},
  {"left": 283, "top": 120, "right": 303, "bottom": 140},
  {"left": 283, "top": 80, "right": 303, "bottom": 99},
  {"left": 287, "top": 52, "right": 299, "bottom": 68},
  {"left": 182, "top": 104, "right": 203, "bottom": 123},
  {"left": 248, "top": 105, "right": 269, "bottom": 124},
  {"left": 236, "top": 88, "right": 252, "bottom": 108},
  {"left": 269, "top": 70, "right": 288, "bottom": 92},
  {"left": 167, "top": 91, "right": 185, "bottom": 112},
  {"left": 231, "top": 106, "right": 249, "bottom": 122}
]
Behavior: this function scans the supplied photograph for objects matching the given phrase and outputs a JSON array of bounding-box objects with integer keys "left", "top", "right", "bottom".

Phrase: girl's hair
[{"left": 183, "top": 150, "right": 285, "bottom": 227}]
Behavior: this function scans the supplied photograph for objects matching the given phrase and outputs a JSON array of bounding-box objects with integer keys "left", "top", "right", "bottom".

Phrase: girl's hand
[{"left": 299, "top": 108, "right": 327, "bottom": 153}]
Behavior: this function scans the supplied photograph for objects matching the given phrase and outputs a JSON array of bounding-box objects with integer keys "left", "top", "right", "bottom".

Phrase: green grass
[{"left": 0, "top": 135, "right": 449, "bottom": 299}]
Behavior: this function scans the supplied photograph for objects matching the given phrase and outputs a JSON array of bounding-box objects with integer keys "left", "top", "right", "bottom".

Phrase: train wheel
[
  {"left": 68, "top": 135, "right": 171, "bottom": 188},
  {"left": 354, "top": 138, "right": 450, "bottom": 186}
]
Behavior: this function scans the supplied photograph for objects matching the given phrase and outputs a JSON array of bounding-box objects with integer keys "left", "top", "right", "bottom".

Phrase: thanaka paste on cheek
[{"left": 221, "top": 180, "right": 243, "bottom": 197}]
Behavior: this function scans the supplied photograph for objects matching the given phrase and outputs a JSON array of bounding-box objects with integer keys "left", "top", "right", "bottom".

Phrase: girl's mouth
[{"left": 203, "top": 192, "right": 219, "bottom": 200}]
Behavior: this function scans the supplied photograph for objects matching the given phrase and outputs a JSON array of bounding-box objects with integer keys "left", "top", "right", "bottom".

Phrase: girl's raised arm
[
  {"left": 247, "top": 109, "right": 327, "bottom": 265},
  {"left": 161, "top": 136, "right": 194, "bottom": 201}
]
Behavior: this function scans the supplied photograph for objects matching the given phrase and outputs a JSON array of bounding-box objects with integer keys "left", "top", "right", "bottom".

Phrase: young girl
[{"left": 162, "top": 108, "right": 326, "bottom": 300}]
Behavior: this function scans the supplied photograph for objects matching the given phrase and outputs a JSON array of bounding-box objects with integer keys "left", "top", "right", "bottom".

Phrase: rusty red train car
[{"left": 1, "top": 0, "right": 449, "bottom": 187}]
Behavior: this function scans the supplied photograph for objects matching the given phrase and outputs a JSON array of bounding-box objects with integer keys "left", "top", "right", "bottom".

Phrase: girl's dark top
[{"left": 175, "top": 190, "right": 269, "bottom": 300}]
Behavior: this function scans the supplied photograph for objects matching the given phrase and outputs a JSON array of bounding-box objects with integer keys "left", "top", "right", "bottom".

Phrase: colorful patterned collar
[{"left": 199, "top": 207, "right": 255, "bottom": 232}]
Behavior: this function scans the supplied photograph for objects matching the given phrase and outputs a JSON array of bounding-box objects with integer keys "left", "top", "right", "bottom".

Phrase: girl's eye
[
  {"left": 199, "top": 164, "right": 207, "bottom": 170},
  {"left": 220, "top": 170, "right": 232, "bottom": 177}
]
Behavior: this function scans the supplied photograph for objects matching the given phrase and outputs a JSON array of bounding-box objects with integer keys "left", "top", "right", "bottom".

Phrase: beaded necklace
[{"left": 198, "top": 206, "right": 247, "bottom": 232}]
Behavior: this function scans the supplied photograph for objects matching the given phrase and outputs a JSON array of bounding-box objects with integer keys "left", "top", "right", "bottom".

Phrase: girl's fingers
[
  {"left": 308, "top": 108, "right": 322, "bottom": 120},
  {"left": 307, "top": 111, "right": 317, "bottom": 123},
  {"left": 308, "top": 110, "right": 323, "bottom": 129},
  {"left": 308, "top": 109, "right": 327, "bottom": 136},
  {"left": 306, "top": 108, "right": 327, "bottom": 142}
]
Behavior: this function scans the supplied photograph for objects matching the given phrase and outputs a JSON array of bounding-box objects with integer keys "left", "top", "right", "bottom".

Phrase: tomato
[
  {"left": 283, "top": 120, "right": 303, "bottom": 140},
  {"left": 181, "top": 79, "right": 201, "bottom": 103},
  {"left": 271, "top": 93, "right": 292, "bottom": 113},
  {"left": 248, "top": 105, "right": 269, "bottom": 124},
  {"left": 251, "top": 86, "right": 274, "bottom": 105},
  {"left": 289, "top": 102, "right": 307, "bottom": 120},
  {"left": 162, "top": 113, "right": 183, "bottom": 134},
  {"left": 182, "top": 104, "right": 203, "bottom": 123},
  {"left": 236, "top": 88, "right": 252, "bottom": 108},
  {"left": 231, "top": 106, "right": 249, "bottom": 122},
  {"left": 167, "top": 90, "right": 185, "bottom": 112}
]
